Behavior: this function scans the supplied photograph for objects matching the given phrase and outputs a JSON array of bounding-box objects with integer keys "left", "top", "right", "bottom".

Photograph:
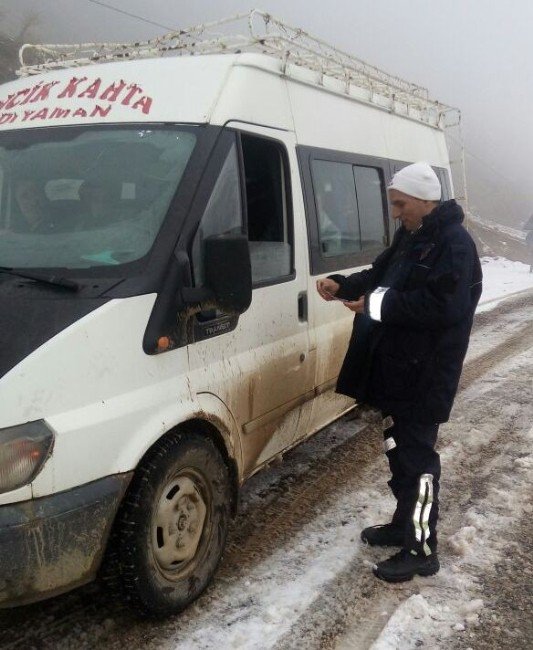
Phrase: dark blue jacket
[{"left": 330, "top": 200, "right": 482, "bottom": 423}]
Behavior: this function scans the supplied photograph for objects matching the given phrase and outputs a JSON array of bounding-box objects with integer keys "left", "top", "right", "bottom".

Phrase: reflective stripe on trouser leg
[
  {"left": 412, "top": 473, "right": 434, "bottom": 555},
  {"left": 384, "top": 437, "right": 397, "bottom": 453}
]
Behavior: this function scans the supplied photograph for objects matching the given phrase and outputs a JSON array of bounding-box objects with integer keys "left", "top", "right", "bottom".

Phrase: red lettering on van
[
  {"left": 30, "top": 108, "right": 49, "bottom": 120},
  {"left": 79, "top": 79, "right": 102, "bottom": 99},
  {"left": 21, "top": 83, "right": 43, "bottom": 105},
  {"left": 120, "top": 83, "right": 142, "bottom": 106},
  {"left": 3, "top": 88, "right": 31, "bottom": 110},
  {"left": 0, "top": 113, "right": 17, "bottom": 124},
  {"left": 0, "top": 76, "right": 154, "bottom": 124},
  {"left": 49, "top": 107, "right": 71, "bottom": 119},
  {"left": 0, "top": 95, "right": 13, "bottom": 110},
  {"left": 30, "top": 82, "right": 60, "bottom": 102},
  {"left": 132, "top": 96, "right": 152, "bottom": 115},
  {"left": 100, "top": 80, "right": 126, "bottom": 102},
  {"left": 57, "top": 77, "right": 88, "bottom": 99},
  {"left": 90, "top": 104, "right": 112, "bottom": 117}
]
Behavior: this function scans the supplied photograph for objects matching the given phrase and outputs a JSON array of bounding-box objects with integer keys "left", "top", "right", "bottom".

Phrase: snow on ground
[
  {"left": 161, "top": 265, "right": 532, "bottom": 650},
  {"left": 477, "top": 256, "right": 533, "bottom": 312},
  {"left": 2, "top": 256, "right": 529, "bottom": 650},
  {"left": 164, "top": 322, "right": 532, "bottom": 650},
  {"left": 367, "top": 419, "right": 533, "bottom": 650},
  {"left": 336, "top": 346, "right": 532, "bottom": 650},
  {"left": 468, "top": 214, "right": 527, "bottom": 242}
]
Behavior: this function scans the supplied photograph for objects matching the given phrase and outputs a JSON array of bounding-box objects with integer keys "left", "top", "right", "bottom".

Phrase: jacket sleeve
[
  {"left": 365, "top": 241, "right": 481, "bottom": 330},
  {"left": 328, "top": 268, "right": 377, "bottom": 300},
  {"left": 327, "top": 244, "right": 394, "bottom": 300}
]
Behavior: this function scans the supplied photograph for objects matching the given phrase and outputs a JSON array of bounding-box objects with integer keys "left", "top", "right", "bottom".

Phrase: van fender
[
  {"left": 109, "top": 392, "right": 243, "bottom": 516},
  {"left": 195, "top": 391, "right": 244, "bottom": 482},
  {"left": 108, "top": 393, "right": 243, "bottom": 483}
]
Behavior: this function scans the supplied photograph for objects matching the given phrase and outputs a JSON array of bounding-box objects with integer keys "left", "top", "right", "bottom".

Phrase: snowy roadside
[
  {"left": 155, "top": 290, "right": 533, "bottom": 649},
  {"left": 361, "top": 366, "right": 532, "bottom": 650},
  {"left": 354, "top": 265, "right": 533, "bottom": 650},
  {"left": 468, "top": 214, "right": 527, "bottom": 243},
  {"left": 0, "top": 263, "right": 530, "bottom": 650},
  {"left": 179, "top": 265, "right": 532, "bottom": 650},
  {"left": 453, "top": 509, "right": 533, "bottom": 650},
  {"left": 476, "top": 257, "right": 533, "bottom": 313}
]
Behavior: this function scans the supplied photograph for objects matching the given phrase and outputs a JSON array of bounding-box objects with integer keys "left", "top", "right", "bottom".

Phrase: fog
[{"left": 1, "top": 0, "right": 531, "bottom": 227}]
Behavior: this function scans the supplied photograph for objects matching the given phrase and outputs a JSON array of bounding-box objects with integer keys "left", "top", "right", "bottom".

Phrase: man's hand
[
  {"left": 343, "top": 296, "right": 365, "bottom": 313},
  {"left": 316, "top": 277, "right": 340, "bottom": 301}
]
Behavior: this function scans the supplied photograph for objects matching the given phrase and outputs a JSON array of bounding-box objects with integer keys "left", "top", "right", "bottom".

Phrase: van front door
[{"left": 188, "top": 125, "right": 315, "bottom": 478}]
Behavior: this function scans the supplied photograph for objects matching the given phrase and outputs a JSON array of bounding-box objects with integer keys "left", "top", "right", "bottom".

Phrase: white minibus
[{"left": 0, "top": 18, "right": 455, "bottom": 615}]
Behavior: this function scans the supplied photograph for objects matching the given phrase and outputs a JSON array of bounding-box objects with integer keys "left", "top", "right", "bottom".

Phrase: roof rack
[{"left": 17, "top": 9, "right": 460, "bottom": 128}]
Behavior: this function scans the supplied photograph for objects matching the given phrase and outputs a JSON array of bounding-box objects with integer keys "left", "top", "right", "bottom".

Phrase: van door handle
[{"left": 298, "top": 291, "right": 308, "bottom": 322}]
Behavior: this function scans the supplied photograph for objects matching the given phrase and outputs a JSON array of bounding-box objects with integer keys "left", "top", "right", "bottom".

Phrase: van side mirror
[{"left": 203, "top": 234, "right": 252, "bottom": 314}]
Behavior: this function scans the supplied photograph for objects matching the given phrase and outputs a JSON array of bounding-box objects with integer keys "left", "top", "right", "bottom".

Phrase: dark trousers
[{"left": 382, "top": 418, "right": 440, "bottom": 555}]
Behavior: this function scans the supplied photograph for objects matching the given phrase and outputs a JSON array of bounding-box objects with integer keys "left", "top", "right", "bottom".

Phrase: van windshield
[{"left": 0, "top": 126, "right": 197, "bottom": 269}]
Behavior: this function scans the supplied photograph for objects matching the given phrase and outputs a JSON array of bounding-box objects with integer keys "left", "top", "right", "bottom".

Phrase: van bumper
[{"left": 0, "top": 473, "right": 132, "bottom": 608}]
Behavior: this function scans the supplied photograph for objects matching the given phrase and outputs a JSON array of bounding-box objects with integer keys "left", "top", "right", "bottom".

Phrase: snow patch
[
  {"left": 514, "top": 453, "right": 533, "bottom": 471},
  {"left": 448, "top": 526, "right": 477, "bottom": 556},
  {"left": 477, "top": 257, "right": 533, "bottom": 313},
  {"left": 460, "top": 598, "right": 484, "bottom": 625},
  {"left": 469, "top": 214, "right": 526, "bottom": 241},
  {"left": 370, "top": 594, "right": 435, "bottom": 650}
]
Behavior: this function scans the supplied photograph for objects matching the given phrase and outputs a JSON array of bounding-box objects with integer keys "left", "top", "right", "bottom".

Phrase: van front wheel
[{"left": 111, "top": 431, "right": 232, "bottom": 617}]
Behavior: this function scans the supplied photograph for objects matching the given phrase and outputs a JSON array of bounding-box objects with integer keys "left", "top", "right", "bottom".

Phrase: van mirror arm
[{"left": 174, "top": 250, "right": 215, "bottom": 305}]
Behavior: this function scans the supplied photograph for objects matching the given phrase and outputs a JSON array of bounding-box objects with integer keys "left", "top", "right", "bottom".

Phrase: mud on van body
[{"left": 0, "top": 51, "right": 453, "bottom": 615}]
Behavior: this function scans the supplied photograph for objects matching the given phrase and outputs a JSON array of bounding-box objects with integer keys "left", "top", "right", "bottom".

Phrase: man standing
[{"left": 317, "top": 162, "right": 482, "bottom": 582}]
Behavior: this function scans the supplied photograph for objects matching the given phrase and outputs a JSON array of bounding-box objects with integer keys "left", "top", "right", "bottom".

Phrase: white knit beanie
[{"left": 388, "top": 162, "right": 441, "bottom": 201}]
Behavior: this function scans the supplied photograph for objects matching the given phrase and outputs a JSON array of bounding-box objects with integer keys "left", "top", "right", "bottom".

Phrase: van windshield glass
[{"left": 0, "top": 127, "right": 197, "bottom": 269}]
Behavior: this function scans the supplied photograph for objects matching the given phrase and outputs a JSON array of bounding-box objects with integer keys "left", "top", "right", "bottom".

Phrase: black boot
[
  {"left": 373, "top": 549, "right": 439, "bottom": 582},
  {"left": 361, "top": 523, "right": 404, "bottom": 547}
]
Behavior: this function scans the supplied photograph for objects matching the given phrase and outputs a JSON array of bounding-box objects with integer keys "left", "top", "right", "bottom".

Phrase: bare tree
[{"left": 0, "top": 11, "right": 40, "bottom": 82}]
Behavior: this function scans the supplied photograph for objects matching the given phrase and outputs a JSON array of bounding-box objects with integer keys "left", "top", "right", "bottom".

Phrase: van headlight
[{"left": 0, "top": 421, "right": 54, "bottom": 494}]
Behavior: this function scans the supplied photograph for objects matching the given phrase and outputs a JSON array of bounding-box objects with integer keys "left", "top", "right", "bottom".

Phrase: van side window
[
  {"left": 353, "top": 166, "right": 387, "bottom": 251},
  {"left": 241, "top": 134, "right": 293, "bottom": 285},
  {"left": 191, "top": 143, "right": 243, "bottom": 286},
  {"left": 312, "top": 160, "right": 360, "bottom": 257},
  {"left": 311, "top": 160, "right": 387, "bottom": 258}
]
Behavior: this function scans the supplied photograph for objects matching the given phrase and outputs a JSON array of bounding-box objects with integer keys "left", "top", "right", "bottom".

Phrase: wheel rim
[{"left": 151, "top": 469, "right": 209, "bottom": 579}]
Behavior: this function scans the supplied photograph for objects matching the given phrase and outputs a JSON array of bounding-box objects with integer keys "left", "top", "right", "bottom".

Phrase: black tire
[{"left": 107, "top": 430, "right": 232, "bottom": 617}]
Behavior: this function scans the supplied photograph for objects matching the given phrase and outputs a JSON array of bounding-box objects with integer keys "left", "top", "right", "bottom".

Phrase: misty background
[{"left": 0, "top": 0, "right": 531, "bottom": 228}]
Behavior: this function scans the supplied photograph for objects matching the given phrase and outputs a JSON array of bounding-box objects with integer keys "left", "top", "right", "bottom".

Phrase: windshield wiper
[{"left": 0, "top": 267, "right": 80, "bottom": 291}]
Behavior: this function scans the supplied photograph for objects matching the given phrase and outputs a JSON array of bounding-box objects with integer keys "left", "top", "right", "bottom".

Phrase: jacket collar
[{"left": 422, "top": 199, "right": 465, "bottom": 230}]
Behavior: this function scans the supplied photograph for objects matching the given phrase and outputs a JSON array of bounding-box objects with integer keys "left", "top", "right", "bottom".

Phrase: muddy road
[{"left": 0, "top": 291, "right": 531, "bottom": 650}]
